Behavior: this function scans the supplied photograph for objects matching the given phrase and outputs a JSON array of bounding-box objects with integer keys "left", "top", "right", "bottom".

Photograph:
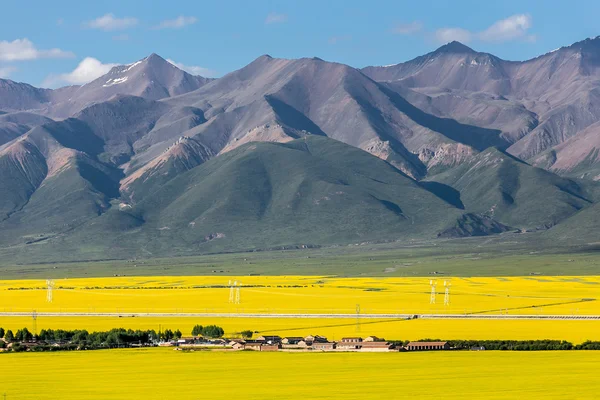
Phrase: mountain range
[{"left": 1, "top": 38, "right": 600, "bottom": 262}]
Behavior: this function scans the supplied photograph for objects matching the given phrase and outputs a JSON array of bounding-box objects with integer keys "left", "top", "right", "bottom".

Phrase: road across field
[{"left": 1, "top": 312, "right": 600, "bottom": 320}]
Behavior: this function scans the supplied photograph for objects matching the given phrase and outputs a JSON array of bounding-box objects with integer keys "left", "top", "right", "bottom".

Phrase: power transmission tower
[
  {"left": 355, "top": 304, "right": 361, "bottom": 332},
  {"left": 444, "top": 281, "right": 451, "bottom": 306},
  {"left": 46, "top": 280, "right": 55, "bottom": 303},
  {"left": 429, "top": 280, "right": 437, "bottom": 304},
  {"left": 32, "top": 310, "right": 37, "bottom": 336},
  {"left": 228, "top": 280, "right": 235, "bottom": 303},
  {"left": 235, "top": 282, "right": 241, "bottom": 304}
]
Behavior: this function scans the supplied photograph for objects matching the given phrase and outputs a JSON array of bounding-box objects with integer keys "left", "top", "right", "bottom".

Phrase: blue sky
[{"left": 1, "top": 0, "right": 599, "bottom": 87}]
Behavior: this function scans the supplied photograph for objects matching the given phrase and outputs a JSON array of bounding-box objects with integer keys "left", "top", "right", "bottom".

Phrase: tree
[
  {"left": 11, "top": 342, "right": 25, "bottom": 352},
  {"left": 38, "top": 329, "right": 50, "bottom": 342},
  {"left": 15, "top": 328, "right": 33, "bottom": 342},
  {"left": 174, "top": 330, "right": 182, "bottom": 339},
  {"left": 163, "top": 329, "right": 174, "bottom": 341},
  {"left": 72, "top": 330, "right": 89, "bottom": 344},
  {"left": 191, "top": 325, "right": 203, "bottom": 336},
  {"left": 5, "top": 330, "right": 14, "bottom": 342},
  {"left": 0, "top": 327, "right": 5, "bottom": 338},
  {"left": 241, "top": 330, "right": 253, "bottom": 339},
  {"left": 202, "top": 325, "right": 224, "bottom": 338}
]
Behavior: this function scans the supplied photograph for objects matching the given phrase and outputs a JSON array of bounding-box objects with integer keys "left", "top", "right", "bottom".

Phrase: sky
[{"left": 1, "top": 0, "right": 599, "bottom": 88}]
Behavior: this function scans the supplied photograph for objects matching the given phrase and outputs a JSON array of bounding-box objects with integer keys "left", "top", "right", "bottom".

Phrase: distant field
[
  {"left": 1, "top": 237, "right": 600, "bottom": 279},
  {"left": 1, "top": 275, "right": 599, "bottom": 315},
  {"left": 2, "top": 349, "right": 599, "bottom": 399},
  {"left": 2, "top": 275, "right": 600, "bottom": 343},
  {"left": 2, "top": 316, "right": 600, "bottom": 344}
]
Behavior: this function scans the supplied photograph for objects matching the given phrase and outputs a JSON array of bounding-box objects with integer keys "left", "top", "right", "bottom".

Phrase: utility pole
[
  {"left": 444, "top": 281, "right": 451, "bottom": 306},
  {"left": 235, "top": 282, "right": 241, "bottom": 304},
  {"left": 32, "top": 310, "right": 37, "bottom": 337},
  {"left": 46, "top": 280, "right": 55, "bottom": 303},
  {"left": 429, "top": 280, "right": 437, "bottom": 304}
]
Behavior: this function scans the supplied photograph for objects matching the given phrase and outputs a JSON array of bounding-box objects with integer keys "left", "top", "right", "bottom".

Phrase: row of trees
[
  {"left": 0, "top": 327, "right": 25, "bottom": 342},
  {"left": 0, "top": 325, "right": 231, "bottom": 345},
  {"left": 575, "top": 341, "right": 600, "bottom": 350},
  {"left": 390, "top": 338, "right": 600, "bottom": 351},
  {"left": 448, "top": 339, "right": 575, "bottom": 351},
  {"left": 1, "top": 325, "right": 238, "bottom": 344},
  {"left": 6, "top": 326, "right": 597, "bottom": 352},
  {"left": 191, "top": 325, "right": 225, "bottom": 338},
  {"left": 0, "top": 327, "right": 191, "bottom": 348}
]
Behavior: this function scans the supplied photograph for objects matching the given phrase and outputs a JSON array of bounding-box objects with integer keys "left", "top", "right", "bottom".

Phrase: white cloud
[
  {"left": 434, "top": 28, "right": 473, "bottom": 44},
  {"left": 43, "top": 57, "right": 118, "bottom": 87},
  {"left": 0, "top": 38, "right": 74, "bottom": 61},
  {"left": 391, "top": 21, "right": 423, "bottom": 35},
  {"left": 155, "top": 16, "right": 197, "bottom": 29},
  {"left": 86, "top": 14, "right": 138, "bottom": 31},
  {"left": 434, "top": 14, "right": 535, "bottom": 44},
  {"left": 265, "top": 13, "right": 287, "bottom": 24},
  {"left": 166, "top": 59, "right": 216, "bottom": 77},
  {"left": 479, "top": 14, "right": 533, "bottom": 42},
  {"left": 0, "top": 65, "right": 17, "bottom": 78}
]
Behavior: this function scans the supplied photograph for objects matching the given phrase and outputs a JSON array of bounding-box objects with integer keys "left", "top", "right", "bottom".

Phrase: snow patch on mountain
[{"left": 103, "top": 76, "right": 129, "bottom": 87}]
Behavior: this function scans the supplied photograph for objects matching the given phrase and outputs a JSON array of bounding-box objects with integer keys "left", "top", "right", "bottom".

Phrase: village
[{"left": 169, "top": 335, "right": 451, "bottom": 352}]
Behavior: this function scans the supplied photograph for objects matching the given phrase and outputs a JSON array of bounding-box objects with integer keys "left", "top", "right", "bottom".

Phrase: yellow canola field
[
  {"left": 1, "top": 316, "right": 600, "bottom": 343},
  {"left": 2, "top": 348, "right": 599, "bottom": 399},
  {"left": 1, "top": 275, "right": 599, "bottom": 315}
]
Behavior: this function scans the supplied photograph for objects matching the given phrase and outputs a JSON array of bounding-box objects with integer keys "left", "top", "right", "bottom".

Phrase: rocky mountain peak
[{"left": 434, "top": 41, "right": 477, "bottom": 55}]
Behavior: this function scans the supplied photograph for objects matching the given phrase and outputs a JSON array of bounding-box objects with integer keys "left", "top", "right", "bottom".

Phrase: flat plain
[
  {"left": 2, "top": 275, "right": 599, "bottom": 315},
  {"left": 2, "top": 238, "right": 600, "bottom": 280},
  {"left": 1, "top": 348, "right": 599, "bottom": 399},
  {"left": 1, "top": 275, "right": 600, "bottom": 342}
]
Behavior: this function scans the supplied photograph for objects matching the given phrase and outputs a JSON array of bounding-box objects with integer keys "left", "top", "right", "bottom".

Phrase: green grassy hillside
[
  {"left": 544, "top": 201, "right": 600, "bottom": 243},
  {"left": 426, "top": 148, "right": 596, "bottom": 230},
  {"left": 6, "top": 136, "right": 506, "bottom": 261}
]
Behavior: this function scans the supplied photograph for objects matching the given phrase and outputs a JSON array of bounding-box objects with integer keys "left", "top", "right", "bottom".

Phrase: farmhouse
[
  {"left": 256, "top": 335, "right": 282, "bottom": 344},
  {"left": 281, "top": 337, "right": 304, "bottom": 345},
  {"left": 182, "top": 338, "right": 228, "bottom": 347},
  {"left": 337, "top": 337, "right": 363, "bottom": 350},
  {"left": 360, "top": 342, "right": 395, "bottom": 352},
  {"left": 405, "top": 341, "right": 450, "bottom": 351},
  {"left": 305, "top": 335, "right": 328, "bottom": 343},
  {"left": 260, "top": 343, "right": 281, "bottom": 352},
  {"left": 364, "top": 336, "right": 384, "bottom": 342},
  {"left": 243, "top": 341, "right": 263, "bottom": 351},
  {"left": 312, "top": 342, "right": 336, "bottom": 351}
]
